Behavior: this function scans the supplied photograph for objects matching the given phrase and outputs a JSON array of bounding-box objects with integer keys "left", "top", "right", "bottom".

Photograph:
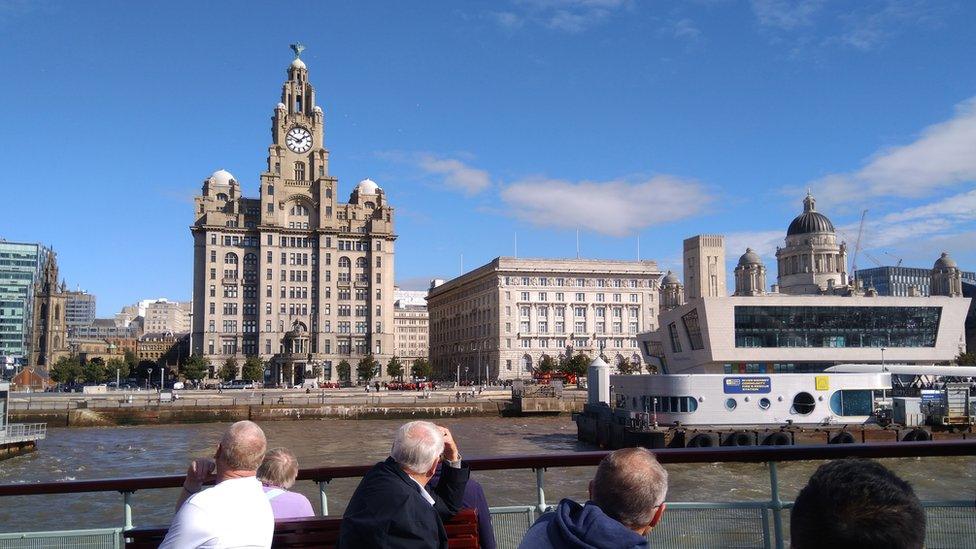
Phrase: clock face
[{"left": 286, "top": 127, "right": 313, "bottom": 153}]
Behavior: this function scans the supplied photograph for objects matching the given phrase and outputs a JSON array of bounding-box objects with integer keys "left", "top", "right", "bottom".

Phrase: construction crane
[
  {"left": 850, "top": 209, "right": 868, "bottom": 288},
  {"left": 884, "top": 251, "right": 904, "bottom": 267}
]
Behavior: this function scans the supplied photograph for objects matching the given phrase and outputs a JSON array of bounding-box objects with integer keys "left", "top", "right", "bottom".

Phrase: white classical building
[{"left": 427, "top": 257, "right": 663, "bottom": 381}]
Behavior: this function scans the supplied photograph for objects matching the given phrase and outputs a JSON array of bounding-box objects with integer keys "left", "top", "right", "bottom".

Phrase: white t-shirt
[{"left": 160, "top": 476, "right": 274, "bottom": 549}]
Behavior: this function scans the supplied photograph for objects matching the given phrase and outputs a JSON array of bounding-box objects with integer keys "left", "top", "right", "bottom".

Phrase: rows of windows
[
  {"left": 503, "top": 277, "right": 642, "bottom": 288},
  {"left": 734, "top": 306, "right": 942, "bottom": 348},
  {"left": 514, "top": 292, "right": 641, "bottom": 303}
]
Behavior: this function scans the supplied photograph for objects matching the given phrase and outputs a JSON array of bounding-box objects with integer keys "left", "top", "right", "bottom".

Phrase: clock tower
[{"left": 191, "top": 46, "right": 397, "bottom": 385}]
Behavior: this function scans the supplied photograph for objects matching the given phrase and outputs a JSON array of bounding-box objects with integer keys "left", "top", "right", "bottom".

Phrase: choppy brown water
[{"left": 1, "top": 416, "right": 974, "bottom": 533}]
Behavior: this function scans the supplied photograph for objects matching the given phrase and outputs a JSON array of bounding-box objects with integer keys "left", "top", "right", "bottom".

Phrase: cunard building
[{"left": 191, "top": 46, "right": 396, "bottom": 384}]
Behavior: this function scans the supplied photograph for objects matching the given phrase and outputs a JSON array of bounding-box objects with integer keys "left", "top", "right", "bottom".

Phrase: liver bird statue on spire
[{"left": 290, "top": 43, "right": 305, "bottom": 59}]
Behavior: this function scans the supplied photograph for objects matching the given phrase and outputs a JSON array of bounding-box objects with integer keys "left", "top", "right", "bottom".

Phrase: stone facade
[
  {"left": 29, "top": 249, "right": 69, "bottom": 370},
  {"left": 393, "top": 289, "right": 429, "bottom": 362},
  {"left": 683, "top": 235, "right": 726, "bottom": 300},
  {"left": 190, "top": 49, "right": 396, "bottom": 385},
  {"left": 775, "top": 193, "right": 849, "bottom": 294},
  {"left": 137, "top": 332, "right": 190, "bottom": 369},
  {"left": 143, "top": 300, "right": 191, "bottom": 333},
  {"left": 427, "top": 257, "right": 663, "bottom": 382},
  {"left": 733, "top": 249, "right": 766, "bottom": 296}
]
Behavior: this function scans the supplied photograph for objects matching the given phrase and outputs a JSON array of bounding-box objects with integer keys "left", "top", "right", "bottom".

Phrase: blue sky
[{"left": 1, "top": 0, "right": 975, "bottom": 316}]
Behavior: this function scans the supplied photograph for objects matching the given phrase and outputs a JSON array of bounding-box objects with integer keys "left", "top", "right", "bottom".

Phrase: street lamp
[{"left": 147, "top": 368, "right": 153, "bottom": 390}]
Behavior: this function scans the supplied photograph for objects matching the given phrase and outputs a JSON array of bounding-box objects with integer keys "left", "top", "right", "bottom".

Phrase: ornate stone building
[
  {"left": 190, "top": 46, "right": 396, "bottom": 384},
  {"left": 427, "top": 257, "right": 662, "bottom": 381},
  {"left": 659, "top": 271, "right": 684, "bottom": 312},
  {"left": 734, "top": 248, "right": 766, "bottom": 296},
  {"left": 775, "top": 193, "right": 849, "bottom": 294},
  {"left": 29, "top": 250, "right": 69, "bottom": 370},
  {"left": 393, "top": 289, "right": 429, "bottom": 363},
  {"left": 931, "top": 252, "right": 964, "bottom": 298},
  {"left": 683, "top": 235, "right": 726, "bottom": 300}
]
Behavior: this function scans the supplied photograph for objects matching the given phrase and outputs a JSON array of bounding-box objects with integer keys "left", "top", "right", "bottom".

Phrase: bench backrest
[{"left": 124, "top": 508, "right": 480, "bottom": 549}]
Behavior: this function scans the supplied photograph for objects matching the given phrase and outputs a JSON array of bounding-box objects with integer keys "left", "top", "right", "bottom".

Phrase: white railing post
[
  {"left": 122, "top": 491, "right": 134, "bottom": 530},
  {"left": 768, "top": 461, "right": 784, "bottom": 549},
  {"left": 534, "top": 468, "right": 547, "bottom": 514},
  {"left": 318, "top": 480, "right": 329, "bottom": 516}
]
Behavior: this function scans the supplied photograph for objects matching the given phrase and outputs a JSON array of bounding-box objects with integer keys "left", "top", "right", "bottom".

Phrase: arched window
[
  {"left": 294, "top": 162, "right": 306, "bottom": 181},
  {"left": 356, "top": 257, "right": 367, "bottom": 269},
  {"left": 244, "top": 253, "right": 257, "bottom": 267},
  {"left": 338, "top": 256, "right": 352, "bottom": 282},
  {"left": 522, "top": 354, "right": 533, "bottom": 372},
  {"left": 224, "top": 253, "right": 238, "bottom": 265},
  {"left": 224, "top": 253, "right": 239, "bottom": 280},
  {"left": 216, "top": 193, "right": 228, "bottom": 201}
]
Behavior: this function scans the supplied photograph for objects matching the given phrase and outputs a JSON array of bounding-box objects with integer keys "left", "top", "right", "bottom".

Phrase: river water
[{"left": 1, "top": 416, "right": 974, "bottom": 533}]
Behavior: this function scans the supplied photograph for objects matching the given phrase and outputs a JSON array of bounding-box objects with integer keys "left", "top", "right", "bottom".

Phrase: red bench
[{"left": 124, "top": 508, "right": 480, "bottom": 549}]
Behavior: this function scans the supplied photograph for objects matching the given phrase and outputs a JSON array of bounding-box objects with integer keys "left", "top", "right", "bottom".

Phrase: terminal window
[{"left": 733, "top": 306, "right": 941, "bottom": 348}]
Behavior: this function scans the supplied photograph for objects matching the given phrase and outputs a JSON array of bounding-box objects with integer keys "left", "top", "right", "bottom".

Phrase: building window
[
  {"left": 668, "top": 322, "right": 682, "bottom": 353},
  {"left": 681, "top": 309, "right": 704, "bottom": 350},
  {"left": 294, "top": 162, "right": 306, "bottom": 180},
  {"left": 521, "top": 292, "right": 530, "bottom": 301}
]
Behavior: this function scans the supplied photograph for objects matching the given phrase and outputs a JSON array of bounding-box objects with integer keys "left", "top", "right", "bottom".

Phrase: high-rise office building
[
  {"left": 65, "top": 291, "right": 97, "bottom": 328},
  {"left": 0, "top": 241, "right": 51, "bottom": 365}
]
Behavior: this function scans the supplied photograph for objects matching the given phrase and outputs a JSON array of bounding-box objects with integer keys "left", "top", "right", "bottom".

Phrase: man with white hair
[
  {"left": 519, "top": 447, "right": 668, "bottom": 549},
  {"left": 338, "top": 421, "right": 469, "bottom": 549},
  {"left": 160, "top": 420, "right": 274, "bottom": 548}
]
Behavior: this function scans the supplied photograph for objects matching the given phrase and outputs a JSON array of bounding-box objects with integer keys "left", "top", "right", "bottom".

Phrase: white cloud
[
  {"left": 499, "top": 175, "right": 714, "bottom": 237},
  {"left": 492, "top": 0, "right": 630, "bottom": 33},
  {"left": 751, "top": 0, "right": 824, "bottom": 30},
  {"left": 416, "top": 154, "right": 491, "bottom": 195},
  {"left": 808, "top": 96, "right": 976, "bottom": 202}
]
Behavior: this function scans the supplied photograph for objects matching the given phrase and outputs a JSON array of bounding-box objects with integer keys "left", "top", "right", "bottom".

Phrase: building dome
[
  {"left": 934, "top": 252, "right": 957, "bottom": 270},
  {"left": 356, "top": 178, "right": 380, "bottom": 195},
  {"left": 662, "top": 271, "right": 680, "bottom": 285},
  {"left": 738, "top": 248, "right": 762, "bottom": 266},
  {"left": 290, "top": 57, "right": 306, "bottom": 70},
  {"left": 208, "top": 169, "right": 236, "bottom": 187},
  {"left": 787, "top": 193, "right": 834, "bottom": 236}
]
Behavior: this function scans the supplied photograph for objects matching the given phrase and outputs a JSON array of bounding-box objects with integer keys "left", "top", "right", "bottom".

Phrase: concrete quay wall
[{"left": 8, "top": 400, "right": 560, "bottom": 427}]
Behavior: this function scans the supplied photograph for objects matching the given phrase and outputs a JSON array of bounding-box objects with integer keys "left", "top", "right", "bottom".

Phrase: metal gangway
[{"left": 1, "top": 441, "right": 975, "bottom": 548}]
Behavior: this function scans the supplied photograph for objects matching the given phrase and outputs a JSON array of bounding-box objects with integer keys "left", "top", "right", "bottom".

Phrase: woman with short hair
[{"left": 256, "top": 448, "right": 315, "bottom": 519}]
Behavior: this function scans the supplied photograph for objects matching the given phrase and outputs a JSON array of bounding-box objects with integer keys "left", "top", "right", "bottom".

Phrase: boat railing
[
  {"left": 0, "top": 423, "right": 46, "bottom": 443},
  {"left": 0, "top": 440, "right": 974, "bottom": 549}
]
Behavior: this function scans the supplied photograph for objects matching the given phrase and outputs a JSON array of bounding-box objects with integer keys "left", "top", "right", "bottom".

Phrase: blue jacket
[
  {"left": 519, "top": 499, "right": 648, "bottom": 549},
  {"left": 338, "top": 457, "right": 470, "bottom": 549},
  {"left": 429, "top": 465, "right": 497, "bottom": 549}
]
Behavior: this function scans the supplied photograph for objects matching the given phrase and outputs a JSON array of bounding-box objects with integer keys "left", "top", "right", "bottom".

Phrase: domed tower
[
  {"left": 659, "top": 271, "right": 684, "bottom": 312},
  {"left": 734, "top": 248, "right": 766, "bottom": 296},
  {"left": 775, "top": 192, "right": 848, "bottom": 295},
  {"left": 931, "top": 252, "right": 963, "bottom": 297}
]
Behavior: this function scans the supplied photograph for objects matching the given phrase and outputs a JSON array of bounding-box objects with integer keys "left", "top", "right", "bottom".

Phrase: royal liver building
[{"left": 191, "top": 46, "right": 396, "bottom": 383}]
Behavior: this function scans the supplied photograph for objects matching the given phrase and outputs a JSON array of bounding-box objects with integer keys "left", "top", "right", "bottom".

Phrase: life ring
[
  {"left": 687, "top": 434, "right": 716, "bottom": 448},
  {"left": 829, "top": 431, "right": 856, "bottom": 444},
  {"left": 902, "top": 428, "right": 931, "bottom": 442},
  {"left": 762, "top": 432, "right": 792, "bottom": 446}
]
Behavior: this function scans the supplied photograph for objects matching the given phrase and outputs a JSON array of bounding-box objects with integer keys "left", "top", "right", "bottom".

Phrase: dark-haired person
[
  {"left": 791, "top": 458, "right": 925, "bottom": 549},
  {"left": 519, "top": 447, "right": 668, "bottom": 549}
]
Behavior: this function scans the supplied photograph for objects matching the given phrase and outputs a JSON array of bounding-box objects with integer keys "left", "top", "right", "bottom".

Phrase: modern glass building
[
  {"left": 856, "top": 266, "right": 976, "bottom": 297},
  {"left": 0, "top": 241, "right": 50, "bottom": 364}
]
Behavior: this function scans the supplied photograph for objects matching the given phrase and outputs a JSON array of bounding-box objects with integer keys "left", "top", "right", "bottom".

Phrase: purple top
[{"left": 262, "top": 484, "right": 315, "bottom": 520}]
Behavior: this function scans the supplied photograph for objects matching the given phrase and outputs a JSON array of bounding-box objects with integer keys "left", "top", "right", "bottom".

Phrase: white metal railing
[{"left": 0, "top": 423, "right": 46, "bottom": 442}]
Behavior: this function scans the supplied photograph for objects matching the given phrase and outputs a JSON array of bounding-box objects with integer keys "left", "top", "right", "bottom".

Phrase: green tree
[
  {"left": 310, "top": 363, "right": 322, "bottom": 379},
  {"left": 537, "top": 355, "right": 557, "bottom": 374},
  {"left": 560, "top": 353, "right": 591, "bottom": 379},
  {"left": 180, "top": 355, "right": 209, "bottom": 382},
  {"left": 50, "top": 356, "right": 82, "bottom": 385},
  {"left": 386, "top": 356, "right": 404, "bottom": 381},
  {"left": 241, "top": 356, "right": 264, "bottom": 382},
  {"left": 82, "top": 357, "right": 107, "bottom": 383},
  {"left": 106, "top": 357, "right": 129, "bottom": 381},
  {"left": 219, "top": 357, "right": 239, "bottom": 382},
  {"left": 957, "top": 352, "right": 976, "bottom": 366},
  {"left": 357, "top": 354, "right": 379, "bottom": 383},
  {"left": 615, "top": 358, "right": 641, "bottom": 375},
  {"left": 411, "top": 358, "right": 432, "bottom": 380},
  {"left": 337, "top": 360, "right": 351, "bottom": 382},
  {"left": 123, "top": 349, "right": 138, "bottom": 372}
]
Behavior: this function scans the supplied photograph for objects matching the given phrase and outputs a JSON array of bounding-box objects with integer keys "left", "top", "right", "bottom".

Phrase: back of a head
[
  {"left": 391, "top": 421, "right": 444, "bottom": 474},
  {"left": 791, "top": 459, "right": 925, "bottom": 549},
  {"left": 219, "top": 420, "right": 268, "bottom": 472},
  {"left": 257, "top": 447, "right": 299, "bottom": 489},
  {"left": 591, "top": 447, "right": 669, "bottom": 530}
]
